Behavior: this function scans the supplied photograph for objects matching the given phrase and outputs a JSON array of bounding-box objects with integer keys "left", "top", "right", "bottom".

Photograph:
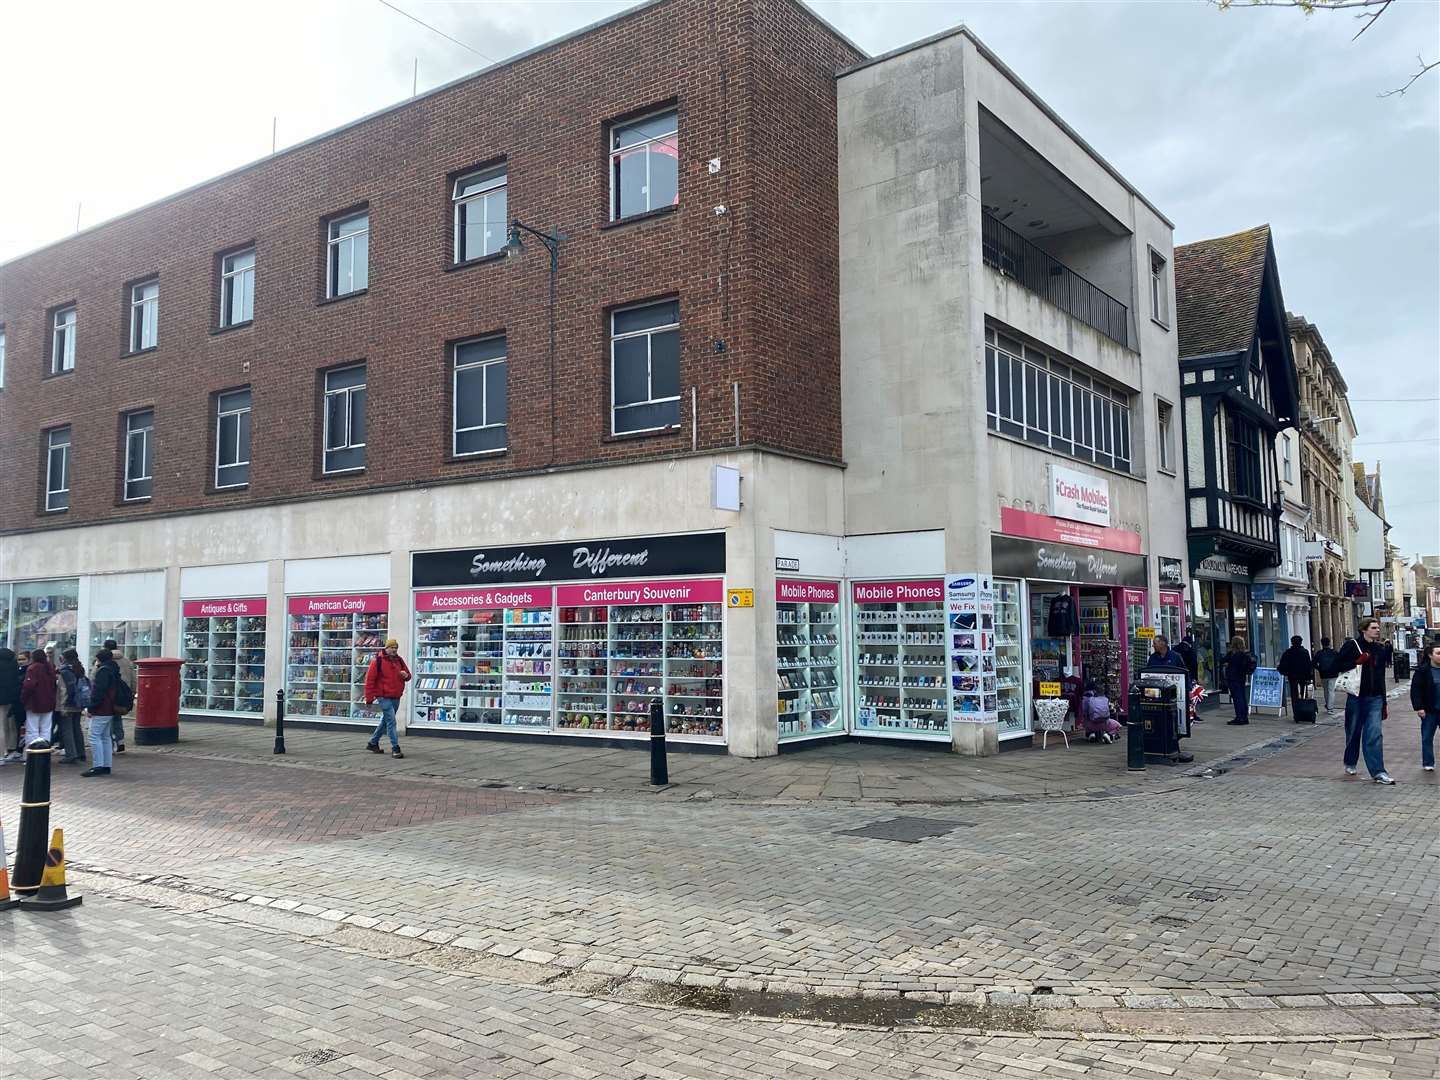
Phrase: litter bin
[
  {"left": 134, "top": 657, "right": 183, "bottom": 745},
  {"left": 1394, "top": 651, "right": 1410, "bottom": 680},
  {"left": 1129, "top": 677, "right": 1180, "bottom": 757}
]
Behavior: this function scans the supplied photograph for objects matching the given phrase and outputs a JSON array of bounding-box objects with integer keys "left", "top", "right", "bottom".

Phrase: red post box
[{"left": 134, "top": 657, "right": 183, "bottom": 744}]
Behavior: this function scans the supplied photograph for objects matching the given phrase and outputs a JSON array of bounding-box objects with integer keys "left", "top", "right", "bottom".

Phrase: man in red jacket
[{"left": 363, "top": 638, "right": 411, "bottom": 758}]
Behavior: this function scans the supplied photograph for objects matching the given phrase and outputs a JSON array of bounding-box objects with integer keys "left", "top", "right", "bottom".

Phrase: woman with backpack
[
  {"left": 83, "top": 648, "right": 123, "bottom": 777},
  {"left": 1223, "top": 634, "right": 1258, "bottom": 726},
  {"left": 19, "top": 648, "right": 58, "bottom": 748},
  {"left": 55, "top": 648, "right": 89, "bottom": 765}
]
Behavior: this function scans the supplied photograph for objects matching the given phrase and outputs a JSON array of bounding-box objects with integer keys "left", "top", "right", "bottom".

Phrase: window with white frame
[
  {"left": 452, "top": 168, "right": 506, "bottom": 263},
  {"left": 215, "top": 388, "right": 251, "bottom": 488},
  {"left": 1149, "top": 248, "right": 1169, "bottom": 325},
  {"left": 452, "top": 336, "right": 507, "bottom": 455},
  {"left": 1157, "top": 399, "right": 1175, "bottom": 473},
  {"left": 45, "top": 426, "right": 71, "bottom": 511},
  {"left": 220, "top": 248, "right": 255, "bottom": 327},
  {"left": 984, "top": 327, "right": 1133, "bottom": 474},
  {"left": 1282, "top": 433, "right": 1293, "bottom": 483},
  {"left": 610, "top": 110, "right": 678, "bottom": 221},
  {"left": 51, "top": 305, "right": 76, "bottom": 374},
  {"left": 327, "top": 213, "right": 369, "bottom": 297},
  {"left": 322, "top": 365, "right": 366, "bottom": 473},
  {"left": 123, "top": 409, "right": 154, "bottom": 501},
  {"left": 611, "top": 299, "right": 680, "bottom": 435},
  {"left": 130, "top": 279, "right": 158, "bottom": 352}
]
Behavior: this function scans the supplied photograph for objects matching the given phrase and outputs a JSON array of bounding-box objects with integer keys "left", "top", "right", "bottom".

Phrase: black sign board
[
  {"left": 412, "top": 532, "right": 726, "bottom": 587},
  {"left": 775, "top": 556, "right": 800, "bottom": 573},
  {"left": 991, "top": 535, "right": 1147, "bottom": 588},
  {"left": 1158, "top": 556, "right": 1185, "bottom": 588}
]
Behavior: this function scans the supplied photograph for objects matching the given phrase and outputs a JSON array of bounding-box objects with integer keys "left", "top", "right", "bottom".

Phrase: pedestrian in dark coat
[
  {"left": 1407, "top": 640, "right": 1440, "bottom": 772},
  {"left": 1223, "top": 636, "right": 1257, "bottom": 725},
  {"left": 1276, "top": 636, "right": 1314, "bottom": 712},
  {"left": 0, "top": 648, "right": 21, "bottom": 763}
]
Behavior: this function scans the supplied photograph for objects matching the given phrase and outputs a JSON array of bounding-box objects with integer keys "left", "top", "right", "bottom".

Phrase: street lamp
[{"left": 505, "top": 219, "right": 568, "bottom": 465}]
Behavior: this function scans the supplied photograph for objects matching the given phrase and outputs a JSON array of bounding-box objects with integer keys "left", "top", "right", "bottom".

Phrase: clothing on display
[{"left": 1046, "top": 594, "right": 1078, "bottom": 638}]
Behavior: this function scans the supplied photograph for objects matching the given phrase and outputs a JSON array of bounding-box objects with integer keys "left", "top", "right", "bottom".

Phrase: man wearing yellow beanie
[{"left": 363, "top": 637, "right": 411, "bottom": 758}]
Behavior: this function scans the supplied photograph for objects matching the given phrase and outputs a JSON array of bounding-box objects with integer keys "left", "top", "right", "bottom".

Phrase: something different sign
[
  {"left": 412, "top": 532, "right": 725, "bottom": 587},
  {"left": 991, "top": 535, "right": 1147, "bottom": 587},
  {"left": 1048, "top": 463, "right": 1112, "bottom": 527}
]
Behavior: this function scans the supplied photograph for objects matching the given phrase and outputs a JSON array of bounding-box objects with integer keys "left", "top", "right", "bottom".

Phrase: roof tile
[{"left": 1174, "top": 224, "right": 1272, "bottom": 359}]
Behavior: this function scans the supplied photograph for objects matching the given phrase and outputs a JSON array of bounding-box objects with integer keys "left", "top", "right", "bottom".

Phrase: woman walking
[
  {"left": 55, "top": 648, "right": 89, "bottom": 765},
  {"left": 1337, "top": 618, "right": 1395, "bottom": 784},
  {"left": 1223, "top": 635, "right": 1257, "bottom": 726},
  {"left": 83, "top": 648, "right": 122, "bottom": 777},
  {"left": 0, "top": 648, "right": 22, "bottom": 764},
  {"left": 19, "top": 647, "right": 58, "bottom": 748},
  {"left": 1408, "top": 640, "right": 1440, "bottom": 773}
]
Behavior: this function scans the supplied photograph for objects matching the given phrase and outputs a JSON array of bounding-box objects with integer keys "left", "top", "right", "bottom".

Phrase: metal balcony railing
[{"left": 982, "top": 213, "right": 1130, "bottom": 347}]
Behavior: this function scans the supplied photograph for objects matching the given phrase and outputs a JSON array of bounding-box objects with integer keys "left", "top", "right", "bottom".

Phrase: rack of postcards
[
  {"left": 411, "top": 586, "right": 553, "bottom": 729},
  {"left": 851, "top": 579, "right": 949, "bottom": 740},
  {"left": 181, "top": 598, "right": 267, "bottom": 716},
  {"left": 285, "top": 594, "right": 389, "bottom": 723},
  {"left": 556, "top": 579, "right": 725, "bottom": 739},
  {"left": 776, "top": 579, "right": 844, "bottom": 740},
  {"left": 992, "top": 579, "right": 1027, "bottom": 736}
]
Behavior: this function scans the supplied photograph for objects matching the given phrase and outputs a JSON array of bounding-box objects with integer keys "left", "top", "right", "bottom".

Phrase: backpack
[
  {"left": 113, "top": 676, "right": 135, "bottom": 716},
  {"left": 72, "top": 673, "right": 92, "bottom": 711}
]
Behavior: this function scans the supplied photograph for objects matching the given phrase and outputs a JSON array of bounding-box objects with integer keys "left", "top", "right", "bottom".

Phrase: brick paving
[{"left": 3, "top": 894, "right": 1438, "bottom": 1079}]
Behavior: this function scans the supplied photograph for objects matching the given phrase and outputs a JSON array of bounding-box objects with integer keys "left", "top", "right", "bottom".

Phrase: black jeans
[
  {"left": 1228, "top": 678, "right": 1249, "bottom": 722},
  {"left": 57, "top": 710, "right": 86, "bottom": 760}
]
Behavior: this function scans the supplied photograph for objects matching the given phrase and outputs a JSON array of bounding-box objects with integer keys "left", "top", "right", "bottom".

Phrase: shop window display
[
  {"left": 993, "top": 579, "right": 1027, "bottom": 736},
  {"left": 776, "top": 580, "right": 842, "bottom": 740},
  {"left": 181, "top": 600, "right": 266, "bottom": 715},
  {"left": 852, "top": 581, "right": 948, "bottom": 739},
  {"left": 1123, "top": 588, "right": 1149, "bottom": 682},
  {"left": 11, "top": 579, "right": 80, "bottom": 654},
  {"left": 1028, "top": 588, "right": 1072, "bottom": 682},
  {"left": 286, "top": 595, "right": 388, "bottom": 722},
  {"left": 1077, "top": 593, "right": 1122, "bottom": 704},
  {"left": 90, "top": 619, "right": 164, "bottom": 660}
]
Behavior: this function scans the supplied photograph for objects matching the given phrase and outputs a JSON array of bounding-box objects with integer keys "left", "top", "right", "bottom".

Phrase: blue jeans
[
  {"left": 369, "top": 698, "right": 399, "bottom": 749},
  {"left": 1227, "top": 679, "right": 1249, "bottom": 722},
  {"left": 1343, "top": 694, "right": 1386, "bottom": 777},
  {"left": 1423, "top": 710, "right": 1438, "bottom": 769},
  {"left": 89, "top": 715, "right": 114, "bottom": 768}
]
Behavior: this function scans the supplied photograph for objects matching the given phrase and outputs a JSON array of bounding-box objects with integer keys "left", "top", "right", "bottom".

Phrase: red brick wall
[{"left": 0, "top": 0, "right": 861, "bottom": 534}]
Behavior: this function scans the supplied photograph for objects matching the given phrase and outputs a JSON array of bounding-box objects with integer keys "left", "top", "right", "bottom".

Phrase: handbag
[{"left": 1334, "top": 639, "right": 1364, "bottom": 698}]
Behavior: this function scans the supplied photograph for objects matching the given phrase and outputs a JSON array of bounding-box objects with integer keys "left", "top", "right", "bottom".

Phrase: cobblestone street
[{"left": 3, "top": 717, "right": 1437, "bottom": 1076}]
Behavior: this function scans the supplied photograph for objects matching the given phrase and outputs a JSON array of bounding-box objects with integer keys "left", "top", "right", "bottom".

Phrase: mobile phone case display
[
  {"left": 286, "top": 594, "right": 389, "bottom": 722},
  {"left": 411, "top": 587, "right": 554, "bottom": 729},
  {"left": 556, "top": 579, "right": 724, "bottom": 739},
  {"left": 944, "top": 573, "right": 999, "bottom": 729},
  {"left": 181, "top": 598, "right": 266, "bottom": 714},
  {"left": 852, "top": 580, "right": 948, "bottom": 738},
  {"left": 90, "top": 619, "right": 164, "bottom": 660},
  {"left": 1078, "top": 596, "right": 1121, "bottom": 704},
  {"left": 991, "top": 579, "right": 1028, "bottom": 736},
  {"left": 775, "top": 579, "right": 843, "bottom": 740}
]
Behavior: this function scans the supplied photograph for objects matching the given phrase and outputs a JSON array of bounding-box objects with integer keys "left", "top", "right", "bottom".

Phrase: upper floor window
[
  {"left": 453, "top": 168, "right": 506, "bottom": 263},
  {"left": 984, "top": 327, "right": 1133, "bottom": 474},
  {"left": 611, "top": 299, "right": 680, "bottom": 435},
  {"left": 220, "top": 248, "right": 255, "bottom": 327},
  {"left": 1226, "top": 413, "right": 1262, "bottom": 501},
  {"left": 123, "top": 409, "right": 154, "bottom": 501},
  {"left": 1282, "top": 433, "right": 1293, "bottom": 483},
  {"left": 610, "top": 110, "right": 678, "bottom": 221},
  {"left": 1149, "top": 248, "right": 1169, "bottom": 326},
  {"left": 45, "top": 426, "right": 71, "bottom": 512},
  {"left": 130, "top": 279, "right": 158, "bottom": 352},
  {"left": 453, "top": 336, "right": 507, "bottom": 455},
  {"left": 1157, "top": 399, "right": 1175, "bottom": 473},
  {"left": 327, "top": 213, "right": 369, "bottom": 297},
  {"left": 215, "top": 388, "right": 252, "bottom": 489},
  {"left": 322, "top": 365, "right": 366, "bottom": 473},
  {"left": 51, "top": 305, "right": 76, "bottom": 374}
]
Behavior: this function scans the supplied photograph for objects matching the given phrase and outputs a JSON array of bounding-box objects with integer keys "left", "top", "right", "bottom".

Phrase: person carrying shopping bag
[{"left": 1336, "top": 619, "right": 1395, "bottom": 785}]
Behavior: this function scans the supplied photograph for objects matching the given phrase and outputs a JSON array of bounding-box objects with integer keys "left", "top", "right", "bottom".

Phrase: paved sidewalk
[{"left": 152, "top": 702, "right": 1331, "bottom": 803}]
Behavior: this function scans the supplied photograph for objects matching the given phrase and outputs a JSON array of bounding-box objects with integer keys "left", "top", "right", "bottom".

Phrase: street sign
[{"left": 726, "top": 588, "right": 754, "bottom": 609}]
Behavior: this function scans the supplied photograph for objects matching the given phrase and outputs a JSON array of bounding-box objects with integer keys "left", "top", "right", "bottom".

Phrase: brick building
[{"left": 1, "top": 0, "right": 1187, "bottom": 760}]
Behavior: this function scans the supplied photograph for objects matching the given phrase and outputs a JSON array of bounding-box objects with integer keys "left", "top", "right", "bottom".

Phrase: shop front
[
  {"left": 409, "top": 531, "right": 727, "bottom": 745},
  {"left": 181, "top": 598, "right": 267, "bottom": 717},
  {"left": 2, "top": 578, "right": 81, "bottom": 654},
  {"left": 991, "top": 508, "right": 1148, "bottom": 735},
  {"left": 776, "top": 578, "right": 843, "bottom": 743},
  {"left": 87, "top": 571, "right": 166, "bottom": 661},
  {"left": 1189, "top": 554, "right": 1253, "bottom": 691},
  {"left": 851, "top": 578, "right": 947, "bottom": 741},
  {"left": 285, "top": 593, "right": 390, "bottom": 724}
]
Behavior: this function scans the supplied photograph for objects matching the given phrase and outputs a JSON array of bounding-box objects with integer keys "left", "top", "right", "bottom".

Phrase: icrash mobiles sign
[{"left": 1049, "top": 462, "right": 1112, "bottom": 527}]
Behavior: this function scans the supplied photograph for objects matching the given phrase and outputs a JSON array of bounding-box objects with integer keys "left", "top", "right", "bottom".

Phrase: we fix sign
[{"left": 1049, "top": 463, "right": 1111, "bottom": 527}]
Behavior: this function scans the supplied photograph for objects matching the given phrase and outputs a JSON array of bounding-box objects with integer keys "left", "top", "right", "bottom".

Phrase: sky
[{"left": 1, "top": 0, "right": 1436, "bottom": 554}]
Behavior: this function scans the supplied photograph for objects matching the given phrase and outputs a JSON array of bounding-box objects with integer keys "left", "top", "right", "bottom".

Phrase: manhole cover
[
  {"left": 836, "top": 816, "right": 971, "bottom": 843},
  {"left": 293, "top": 1049, "right": 342, "bottom": 1067}
]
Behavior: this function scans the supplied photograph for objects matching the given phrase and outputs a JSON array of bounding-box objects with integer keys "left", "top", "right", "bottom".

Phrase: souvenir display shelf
[
  {"left": 89, "top": 619, "right": 164, "bottom": 660},
  {"left": 182, "top": 614, "right": 266, "bottom": 714},
  {"left": 853, "top": 599, "right": 948, "bottom": 738},
  {"left": 1078, "top": 597, "right": 1122, "bottom": 704},
  {"left": 777, "top": 599, "right": 842, "bottom": 740},
  {"left": 993, "top": 579, "right": 1027, "bottom": 736},
  {"left": 412, "top": 606, "right": 553, "bottom": 729},
  {"left": 557, "top": 602, "right": 724, "bottom": 738},
  {"left": 286, "top": 610, "right": 388, "bottom": 722}
]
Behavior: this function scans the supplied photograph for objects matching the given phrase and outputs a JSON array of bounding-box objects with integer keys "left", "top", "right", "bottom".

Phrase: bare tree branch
[
  {"left": 1379, "top": 55, "right": 1440, "bottom": 97},
  {"left": 1349, "top": 0, "right": 1394, "bottom": 41}
]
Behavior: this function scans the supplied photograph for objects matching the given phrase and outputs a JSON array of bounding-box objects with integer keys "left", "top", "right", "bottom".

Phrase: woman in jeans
[
  {"left": 1223, "top": 635, "right": 1257, "bottom": 725},
  {"left": 83, "top": 648, "right": 121, "bottom": 777},
  {"left": 55, "top": 648, "right": 88, "bottom": 765}
]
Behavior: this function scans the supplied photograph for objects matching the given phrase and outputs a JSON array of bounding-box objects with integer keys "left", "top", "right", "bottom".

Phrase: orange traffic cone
[
  {"left": 19, "top": 828, "right": 82, "bottom": 911},
  {"left": 0, "top": 818, "right": 18, "bottom": 911}
]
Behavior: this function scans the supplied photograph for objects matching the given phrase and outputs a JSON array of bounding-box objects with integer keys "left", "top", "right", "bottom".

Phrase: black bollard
[
  {"left": 1126, "top": 714, "right": 1146, "bottom": 772},
  {"left": 649, "top": 697, "right": 668, "bottom": 786},
  {"left": 11, "top": 741, "right": 54, "bottom": 897},
  {"left": 273, "top": 689, "right": 287, "bottom": 755}
]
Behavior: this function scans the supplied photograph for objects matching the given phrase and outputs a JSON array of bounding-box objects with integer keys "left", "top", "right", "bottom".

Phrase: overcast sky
[{"left": 2, "top": 0, "right": 1435, "bottom": 555}]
